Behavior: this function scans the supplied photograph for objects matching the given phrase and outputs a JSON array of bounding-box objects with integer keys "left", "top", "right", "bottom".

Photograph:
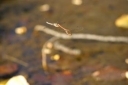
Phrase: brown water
[{"left": 0, "top": 0, "right": 128, "bottom": 85}]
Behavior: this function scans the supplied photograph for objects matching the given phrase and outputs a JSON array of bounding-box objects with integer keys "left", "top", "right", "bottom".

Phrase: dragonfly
[{"left": 46, "top": 22, "right": 72, "bottom": 36}]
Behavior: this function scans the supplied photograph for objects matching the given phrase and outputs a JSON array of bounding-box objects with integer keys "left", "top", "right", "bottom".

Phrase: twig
[
  {"left": 2, "top": 54, "right": 28, "bottom": 67},
  {"left": 35, "top": 25, "right": 128, "bottom": 43},
  {"left": 54, "top": 41, "right": 81, "bottom": 55},
  {"left": 35, "top": 24, "right": 128, "bottom": 71},
  {"left": 42, "top": 37, "right": 58, "bottom": 71},
  {"left": 42, "top": 37, "right": 81, "bottom": 70}
]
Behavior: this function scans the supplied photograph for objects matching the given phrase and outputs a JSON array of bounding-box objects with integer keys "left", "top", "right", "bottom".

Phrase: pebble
[
  {"left": 71, "top": 0, "right": 82, "bottom": 5},
  {"left": 39, "top": 4, "right": 50, "bottom": 12},
  {"left": 115, "top": 14, "right": 128, "bottom": 29},
  {"left": 15, "top": 26, "right": 27, "bottom": 35},
  {"left": 125, "top": 58, "right": 128, "bottom": 64},
  {"left": 5, "top": 75, "right": 29, "bottom": 85}
]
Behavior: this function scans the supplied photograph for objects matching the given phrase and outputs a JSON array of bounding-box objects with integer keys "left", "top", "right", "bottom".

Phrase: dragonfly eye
[{"left": 53, "top": 23, "right": 59, "bottom": 27}]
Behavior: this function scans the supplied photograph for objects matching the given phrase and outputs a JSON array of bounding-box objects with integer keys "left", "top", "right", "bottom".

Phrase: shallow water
[{"left": 0, "top": 0, "right": 128, "bottom": 85}]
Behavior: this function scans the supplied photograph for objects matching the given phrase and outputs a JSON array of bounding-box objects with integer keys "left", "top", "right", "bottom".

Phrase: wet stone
[
  {"left": 50, "top": 71, "right": 73, "bottom": 85},
  {"left": 92, "top": 66, "right": 126, "bottom": 81},
  {"left": 0, "top": 63, "right": 18, "bottom": 78},
  {"left": 31, "top": 73, "right": 51, "bottom": 85}
]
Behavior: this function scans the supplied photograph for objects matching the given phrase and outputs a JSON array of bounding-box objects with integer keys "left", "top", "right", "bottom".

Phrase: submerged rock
[
  {"left": 0, "top": 63, "right": 18, "bottom": 78},
  {"left": 92, "top": 66, "right": 127, "bottom": 81}
]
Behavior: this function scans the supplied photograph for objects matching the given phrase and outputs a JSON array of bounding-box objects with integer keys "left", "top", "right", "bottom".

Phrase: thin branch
[
  {"left": 54, "top": 41, "right": 81, "bottom": 55},
  {"left": 2, "top": 54, "right": 28, "bottom": 67},
  {"left": 42, "top": 37, "right": 58, "bottom": 71},
  {"left": 35, "top": 25, "right": 128, "bottom": 43}
]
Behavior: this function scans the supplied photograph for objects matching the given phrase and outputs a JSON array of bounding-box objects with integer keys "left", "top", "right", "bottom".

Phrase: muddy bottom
[{"left": 0, "top": 0, "right": 128, "bottom": 85}]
